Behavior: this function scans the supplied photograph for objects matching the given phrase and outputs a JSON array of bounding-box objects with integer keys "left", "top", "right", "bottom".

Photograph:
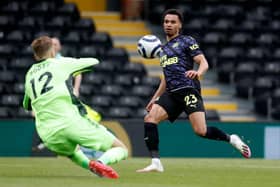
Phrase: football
[{"left": 137, "top": 35, "right": 162, "bottom": 59}]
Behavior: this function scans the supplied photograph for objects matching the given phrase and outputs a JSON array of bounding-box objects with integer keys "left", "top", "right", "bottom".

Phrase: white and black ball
[{"left": 137, "top": 35, "right": 162, "bottom": 59}]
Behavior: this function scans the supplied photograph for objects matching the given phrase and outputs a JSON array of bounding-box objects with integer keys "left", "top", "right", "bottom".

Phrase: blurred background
[{"left": 0, "top": 0, "right": 279, "bottom": 159}]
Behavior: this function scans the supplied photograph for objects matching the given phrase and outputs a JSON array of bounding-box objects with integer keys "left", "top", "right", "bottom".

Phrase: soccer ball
[{"left": 137, "top": 35, "right": 162, "bottom": 59}]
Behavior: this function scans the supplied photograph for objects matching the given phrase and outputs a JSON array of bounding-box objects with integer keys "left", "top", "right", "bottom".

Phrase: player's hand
[
  {"left": 146, "top": 99, "right": 156, "bottom": 112},
  {"left": 73, "top": 89, "right": 79, "bottom": 97},
  {"left": 185, "top": 70, "right": 199, "bottom": 79},
  {"left": 146, "top": 101, "right": 153, "bottom": 112}
]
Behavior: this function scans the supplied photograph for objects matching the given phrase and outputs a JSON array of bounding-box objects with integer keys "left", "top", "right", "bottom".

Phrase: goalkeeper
[
  {"left": 51, "top": 37, "right": 102, "bottom": 122},
  {"left": 23, "top": 36, "right": 127, "bottom": 179},
  {"left": 33, "top": 37, "right": 101, "bottom": 152}
]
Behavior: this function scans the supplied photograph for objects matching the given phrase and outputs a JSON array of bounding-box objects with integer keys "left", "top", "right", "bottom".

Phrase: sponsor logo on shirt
[{"left": 160, "top": 55, "right": 178, "bottom": 67}]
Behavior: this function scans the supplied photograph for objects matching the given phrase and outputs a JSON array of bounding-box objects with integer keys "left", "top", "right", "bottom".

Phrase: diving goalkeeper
[{"left": 23, "top": 36, "right": 127, "bottom": 179}]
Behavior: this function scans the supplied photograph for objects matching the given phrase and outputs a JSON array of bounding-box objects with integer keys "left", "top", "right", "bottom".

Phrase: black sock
[
  {"left": 203, "top": 126, "right": 230, "bottom": 142},
  {"left": 144, "top": 122, "right": 159, "bottom": 158}
]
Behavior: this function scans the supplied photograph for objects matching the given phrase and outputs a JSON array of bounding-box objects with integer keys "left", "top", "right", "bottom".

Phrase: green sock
[
  {"left": 98, "top": 147, "right": 128, "bottom": 165},
  {"left": 69, "top": 149, "right": 90, "bottom": 170}
]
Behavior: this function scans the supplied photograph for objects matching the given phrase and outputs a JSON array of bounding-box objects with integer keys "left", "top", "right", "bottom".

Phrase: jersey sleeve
[
  {"left": 184, "top": 36, "right": 203, "bottom": 58},
  {"left": 23, "top": 93, "right": 32, "bottom": 110},
  {"left": 22, "top": 70, "right": 32, "bottom": 110},
  {"left": 59, "top": 57, "right": 99, "bottom": 76}
]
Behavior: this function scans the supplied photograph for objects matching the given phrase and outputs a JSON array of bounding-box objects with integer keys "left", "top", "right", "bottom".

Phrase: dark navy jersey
[{"left": 159, "top": 35, "right": 203, "bottom": 92}]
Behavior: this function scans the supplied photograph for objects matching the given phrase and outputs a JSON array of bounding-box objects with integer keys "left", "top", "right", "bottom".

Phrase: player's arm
[
  {"left": 146, "top": 74, "right": 166, "bottom": 111},
  {"left": 194, "top": 54, "right": 209, "bottom": 77},
  {"left": 185, "top": 54, "right": 208, "bottom": 79},
  {"left": 73, "top": 74, "right": 82, "bottom": 97},
  {"left": 61, "top": 57, "right": 99, "bottom": 76},
  {"left": 23, "top": 93, "right": 32, "bottom": 111},
  {"left": 153, "top": 74, "right": 166, "bottom": 99},
  {"left": 185, "top": 36, "right": 209, "bottom": 79},
  {"left": 71, "top": 58, "right": 99, "bottom": 76}
]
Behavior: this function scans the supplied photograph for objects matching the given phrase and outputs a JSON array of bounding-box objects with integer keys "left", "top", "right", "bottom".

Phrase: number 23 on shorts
[{"left": 184, "top": 94, "right": 198, "bottom": 108}]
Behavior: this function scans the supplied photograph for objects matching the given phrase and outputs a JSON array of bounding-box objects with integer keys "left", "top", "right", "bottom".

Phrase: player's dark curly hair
[{"left": 162, "top": 9, "right": 184, "bottom": 24}]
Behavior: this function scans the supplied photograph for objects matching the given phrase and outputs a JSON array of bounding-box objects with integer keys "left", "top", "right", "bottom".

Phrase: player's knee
[
  {"left": 119, "top": 143, "right": 128, "bottom": 159},
  {"left": 117, "top": 142, "right": 127, "bottom": 150},
  {"left": 112, "top": 138, "right": 127, "bottom": 150},
  {"left": 193, "top": 126, "right": 207, "bottom": 137},
  {"left": 118, "top": 144, "right": 128, "bottom": 159},
  {"left": 120, "top": 150, "right": 128, "bottom": 161},
  {"left": 144, "top": 113, "right": 159, "bottom": 124},
  {"left": 121, "top": 143, "right": 128, "bottom": 151}
]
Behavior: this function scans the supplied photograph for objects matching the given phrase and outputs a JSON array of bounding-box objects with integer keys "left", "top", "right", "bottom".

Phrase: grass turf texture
[{"left": 0, "top": 157, "right": 279, "bottom": 187}]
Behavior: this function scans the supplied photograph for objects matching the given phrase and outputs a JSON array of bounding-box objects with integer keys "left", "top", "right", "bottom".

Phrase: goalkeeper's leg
[
  {"left": 69, "top": 147, "right": 121, "bottom": 179},
  {"left": 68, "top": 118, "right": 128, "bottom": 179},
  {"left": 97, "top": 138, "right": 128, "bottom": 165},
  {"left": 69, "top": 137, "right": 128, "bottom": 179},
  {"left": 69, "top": 147, "right": 91, "bottom": 170},
  {"left": 89, "top": 138, "right": 127, "bottom": 179},
  {"left": 84, "top": 105, "right": 129, "bottom": 162}
]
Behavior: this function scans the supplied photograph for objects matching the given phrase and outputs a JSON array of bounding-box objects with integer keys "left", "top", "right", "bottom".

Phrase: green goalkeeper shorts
[{"left": 43, "top": 117, "right": 115, "bottom": 156}]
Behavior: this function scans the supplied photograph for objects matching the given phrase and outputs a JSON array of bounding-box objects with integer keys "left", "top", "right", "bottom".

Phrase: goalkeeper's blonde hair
[{"left": 31, "top": 36, "right": 53, "bottom": 60}]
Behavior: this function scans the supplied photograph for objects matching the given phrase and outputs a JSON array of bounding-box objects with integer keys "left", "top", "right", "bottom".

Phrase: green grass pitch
[{"left": 0, "top": 157, "right": 279, "bottom": 187}]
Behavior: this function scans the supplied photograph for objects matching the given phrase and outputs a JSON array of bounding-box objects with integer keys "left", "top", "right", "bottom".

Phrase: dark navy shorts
[{"left": 155, "top": 88, "right": 205, "bottom": 122}]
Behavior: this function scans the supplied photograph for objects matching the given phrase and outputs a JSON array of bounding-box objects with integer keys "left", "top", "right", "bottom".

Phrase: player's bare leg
[
  {"left": 189, "top": 112, "right": 251, "bottom": 158},
  {"left": 137, "top": 104, "right": 167, "bottom": 173}
]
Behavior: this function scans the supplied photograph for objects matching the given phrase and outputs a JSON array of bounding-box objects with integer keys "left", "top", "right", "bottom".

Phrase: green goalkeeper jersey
[{"left": 23, "top": 57, "right": 99, "bottom": 140}]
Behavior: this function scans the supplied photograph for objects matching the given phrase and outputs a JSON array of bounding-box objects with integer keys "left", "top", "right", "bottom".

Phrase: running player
[
  {"left": 23, "top": 36, "right": 128, "bottom": 179},
  {"left": 137, "top": 9, "right": 251, "bottom": 173}
]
